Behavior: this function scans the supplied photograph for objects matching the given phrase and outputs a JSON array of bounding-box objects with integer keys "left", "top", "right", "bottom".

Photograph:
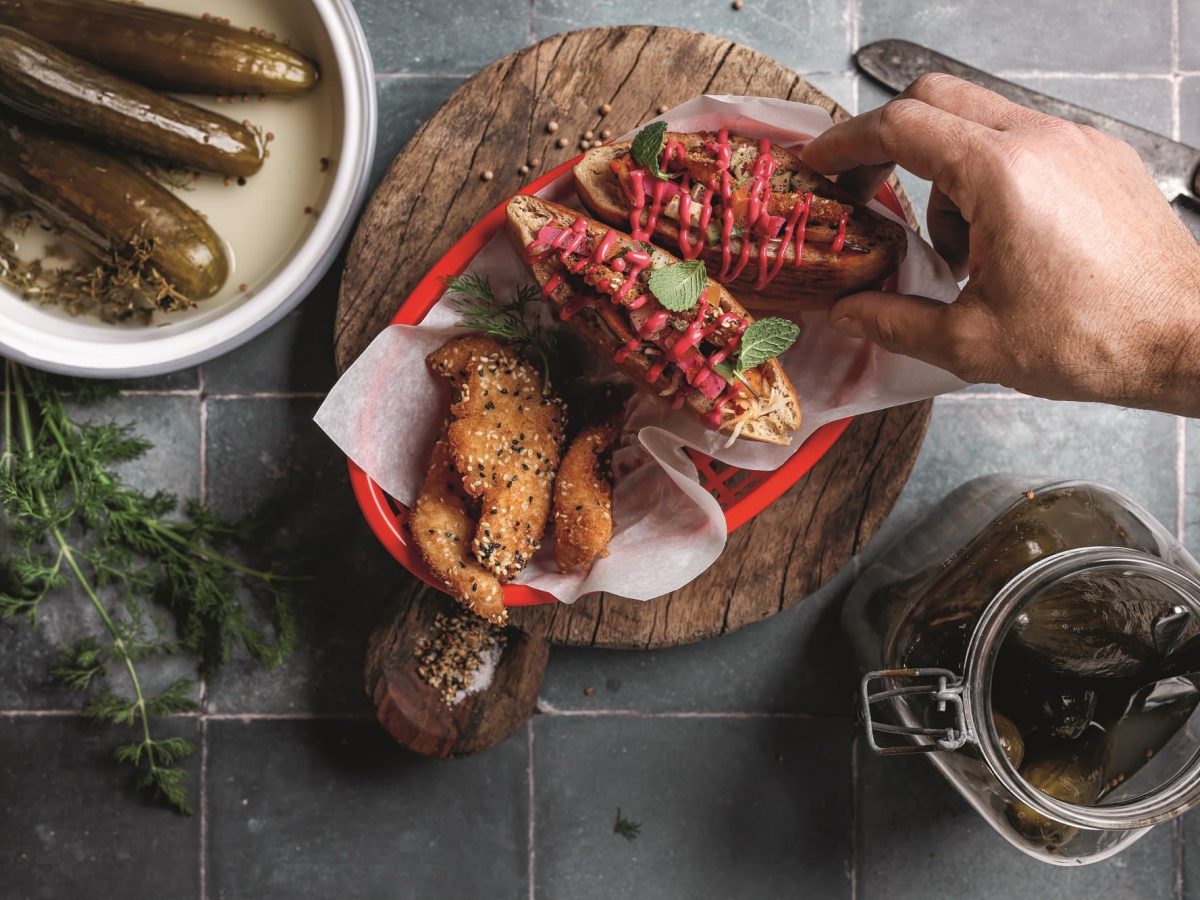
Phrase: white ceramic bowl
[{"left": 0, "top": 0, "right": 376, "bottom": 378}]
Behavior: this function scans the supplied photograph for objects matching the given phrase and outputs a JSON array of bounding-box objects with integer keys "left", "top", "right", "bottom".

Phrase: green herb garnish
[
  {"left": 446, "top": 273, "right": 557, "bottom": 386},
  {"left": 614, "top": 808, "right": 642, "bottom": 840},
  {"left": 630, "top": 121, "right": 678, "bottom": 181},
  {"left": 647, "top": 259, "right": 707, "bottom": 312},
  {"left": 1, "top": 363, "right": 302, "bottom": 813},
  {"left": 735, "top": 317, "right": 801, "bottom": 373}
]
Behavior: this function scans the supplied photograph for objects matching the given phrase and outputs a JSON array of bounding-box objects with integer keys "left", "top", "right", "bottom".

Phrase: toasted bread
[
  {"left": 505, "top": 194, "right": 801, "bottom": 446},
  {"left": 573, "top": 131, "right": 906, "bottom": 311}
]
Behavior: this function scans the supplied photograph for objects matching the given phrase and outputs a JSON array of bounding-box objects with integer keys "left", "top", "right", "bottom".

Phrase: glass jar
[{"left": 845, "top": 475, "right": 1200, "bottom": 865}]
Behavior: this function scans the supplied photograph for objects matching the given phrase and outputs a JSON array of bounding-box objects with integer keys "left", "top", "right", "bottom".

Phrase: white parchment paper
[{"left": 315, "top": 95, "right": 965, "bottom": 604}]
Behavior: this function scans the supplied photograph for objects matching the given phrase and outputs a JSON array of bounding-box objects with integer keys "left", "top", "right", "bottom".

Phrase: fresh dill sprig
[
  {"left": 445, "top": 273, "right": 558, "bottom": 385},
  {"left": 0, "top": 360, "right": 303, "bottom": 813},
  {"left": 613, "top": 808, "right": 642, "bottom": 840}
]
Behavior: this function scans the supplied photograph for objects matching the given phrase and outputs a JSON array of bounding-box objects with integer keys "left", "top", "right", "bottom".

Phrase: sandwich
[
  {"left": 573, "top": 125, "right": 907, "bottom": 310},
  {"left": 505, "top": 194, "right": 802, "bottom": 446}
]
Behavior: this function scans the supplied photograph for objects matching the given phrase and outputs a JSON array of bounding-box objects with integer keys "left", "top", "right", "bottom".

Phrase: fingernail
[{"left": 831, "top": 315, "right": 865, "bottom": 339}]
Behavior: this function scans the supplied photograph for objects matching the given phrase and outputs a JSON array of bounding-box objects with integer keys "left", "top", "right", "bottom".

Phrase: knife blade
[{"left": 855, "top": 39, "right": 1200, "bottom": 205}]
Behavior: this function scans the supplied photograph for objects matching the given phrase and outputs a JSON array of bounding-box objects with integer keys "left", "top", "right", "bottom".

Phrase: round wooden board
[{"left": 336, "top": 26, "right": 932, "bottom": 650}]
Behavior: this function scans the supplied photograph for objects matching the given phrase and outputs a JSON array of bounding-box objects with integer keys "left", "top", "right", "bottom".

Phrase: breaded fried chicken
[
  {"left": 427, "top": 335, "right": 565, "bottom": 582},
  {"left": 410, "top": 434, "right": 507, "bottom": 625},
  {"left": 553, "top": 416, "right": 619, "bottom": 573}
]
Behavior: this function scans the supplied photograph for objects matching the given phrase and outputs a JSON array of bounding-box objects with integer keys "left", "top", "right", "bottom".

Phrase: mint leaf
[
  {"left": 736, "top": 317, "right": 801, "bottom": 372},
  {"left": 630, "top": 121, "right": 678, "bottom": 181},
  {"left": 648, "top": 260, "right": 707, "bottom": 312}
]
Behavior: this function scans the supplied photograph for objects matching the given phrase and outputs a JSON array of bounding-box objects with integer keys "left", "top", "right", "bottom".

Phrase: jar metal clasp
[{"left": 860, "top": 667, "right": 972, "bottom": 755}]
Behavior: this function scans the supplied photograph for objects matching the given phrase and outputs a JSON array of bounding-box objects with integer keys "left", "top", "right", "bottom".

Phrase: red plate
[{"left": 348, "top": 154, "right": 906, "bottom": 606}]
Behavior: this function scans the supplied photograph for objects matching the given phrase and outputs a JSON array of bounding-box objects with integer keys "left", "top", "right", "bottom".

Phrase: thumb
[{"left": 829, "top": 290, "right": 990, "bottom": 382}]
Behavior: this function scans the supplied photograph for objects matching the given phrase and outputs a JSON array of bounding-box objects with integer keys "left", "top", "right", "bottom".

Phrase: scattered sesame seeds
[
  {"left": 413, "top": 612, "right": 506, "bottom": 708},
  {"left": 519, "top": 164, "right": 530, "bottom": 176},
  {"left": 600, "top": 128, "right": 613, "bottom": 140},
  {"left": 556, "top": 137, "right": 568, "bottom": 148},
  {"left": 528, "top": 157, "right": 541, "bottom": 167},
  {"left": 546, "top": 120, "right": 560, "bottom": 134},
  {"left": 580, "top": 139, "right": 591, "bottom": 150},
  {"left": 599, "top": 103, "right": 612, "bottom": 115},
  {"left": 481, "top": 169, "right": 494, "bottom": 181},
  {"left": 582, "top": 129, "right": 595, "bottom": 141},
  {"left": 656, "top": 104, "right": 669, "bottom": 114},
  {"left": 732, "top": 0, "right": 744, "bottom": 8}
]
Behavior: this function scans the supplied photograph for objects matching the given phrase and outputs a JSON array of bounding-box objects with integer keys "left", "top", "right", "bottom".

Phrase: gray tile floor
[{"left": 1, "top": 1, "right": 1197, "bottom": 898}]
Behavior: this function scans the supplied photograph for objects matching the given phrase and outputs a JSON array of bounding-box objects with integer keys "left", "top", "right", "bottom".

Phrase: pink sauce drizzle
[
  {"left": 621, "top": 129, "right": 855, "bottom": 292},
  {"left": 526, "top": 219, "right": 749, "bottom": 431}
]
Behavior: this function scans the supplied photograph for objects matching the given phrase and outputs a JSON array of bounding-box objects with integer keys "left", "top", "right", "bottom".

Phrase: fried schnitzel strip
[
  {"left": 553, "top": 417, "right": 619, "bottom": 573},
  {"left": 427, "top": 335, "right": 566, "bottom": 582},
  {"left": 410, "top": 434, "right": 507, "bottom": 625}
]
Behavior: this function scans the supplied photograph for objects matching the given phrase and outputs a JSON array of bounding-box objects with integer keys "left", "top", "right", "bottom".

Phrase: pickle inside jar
[{"left": 991, "top": 579, "right": 1200, "bottom": 851}]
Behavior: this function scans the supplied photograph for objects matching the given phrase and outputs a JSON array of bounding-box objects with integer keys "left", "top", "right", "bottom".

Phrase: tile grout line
[
  {"left": 0, "top": 709, "right": 373, "bottom": 720},
  {"left": 532, "top": 702, "right": 847, "bottom": 719},
  {"left": 0, "top": 708, "right": 855, "bottom": 719},
  {"left": 849, "top": 730, "right": 859, "bottom": 900},
  {"left": 198, "top": 362, "right": 209, "bottom": 900},
  {"left": 527, "top": 719, "right": 536, "bottom": 900},
  {"left": 198, "top": 366, "right": 208, "bottom": 507},
  {"left": 208, "top": 391, "right": 328, "bottom": 400},
  {"left": 118, "top": 390, "right": 328, "bottom": 399},
  {"left": 1176, "top": 817, "right": 1184, "bottom": 900},
  {"left": 993, "top": 70, "right": 1175, "bottom": 81},
  {"left": 1172, "top": 0, "right": 1182, "bottom": 143},
  {"left": 848, "top": 0, "right": 859, "bottom": 75},
  {"left": 199, "top": 717, "right": 209, "bottom": 900}
]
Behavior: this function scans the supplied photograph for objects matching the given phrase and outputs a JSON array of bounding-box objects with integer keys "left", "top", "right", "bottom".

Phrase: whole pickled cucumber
[
  {"left": 1009, "top": 574, "right": 1175, "bottom": 680},
  {"left": 0, "top": 27, "right": 263, "bottom": 177},
  {"left": 992, "top": 711, "right": 1025, "bottom": 769},
  {"left": 1006, "top": 726, "right": 1108, "bottom": 851},
  {"left": 0, "top": 117, "right": 228, "bottom": 300},
  {"left": 0, "top": 0, "right": 317, "bottom": 95}
]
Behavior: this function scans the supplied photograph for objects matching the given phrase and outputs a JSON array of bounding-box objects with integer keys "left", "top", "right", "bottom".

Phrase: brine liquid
[{"left": 0, "top": 0, "right": 340, "bottom": 331}]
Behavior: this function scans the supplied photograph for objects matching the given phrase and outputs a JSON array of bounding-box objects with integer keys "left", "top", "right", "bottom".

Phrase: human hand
[{"left": 802, "top": 74, "right": 1200, "bottom": 417}]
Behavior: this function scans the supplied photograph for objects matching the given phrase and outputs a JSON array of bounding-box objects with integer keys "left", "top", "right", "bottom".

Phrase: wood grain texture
[
  {"left": 365, "top": 579, "right": 549, "bottom": 757},
  {"left": 337, "top": 26, "right": 931, "bottom": 651}
]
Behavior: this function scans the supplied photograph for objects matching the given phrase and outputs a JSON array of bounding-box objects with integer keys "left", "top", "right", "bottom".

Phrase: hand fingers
[
  {"left": 926, "top": 185, "right": 970, "bottom": 279},
  {"left": 835, "top": 162, "right": 896, "bottom": 204},
  {"left": 828, "top": 290, "right": 994, "bottom": 383},
  {"left": 802, "top": 99, "right": 990, "bottom": 208},
  {"left": 900, "top": 73, "right": 1047, "bottom": 131}
]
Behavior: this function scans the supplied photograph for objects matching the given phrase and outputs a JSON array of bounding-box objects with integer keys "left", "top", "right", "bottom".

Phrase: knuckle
[
  {"left": 906, "top": 72, "right": 957, "bottom": 103},
  {"left": 877, "top": 98, "right": 923, "bottom": 143},
  {"left": 870, "top": 310, "right": 903, "bottom": 351},
  {"left": 939, "top": 308, "right": 994, "bottom": 383}
]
